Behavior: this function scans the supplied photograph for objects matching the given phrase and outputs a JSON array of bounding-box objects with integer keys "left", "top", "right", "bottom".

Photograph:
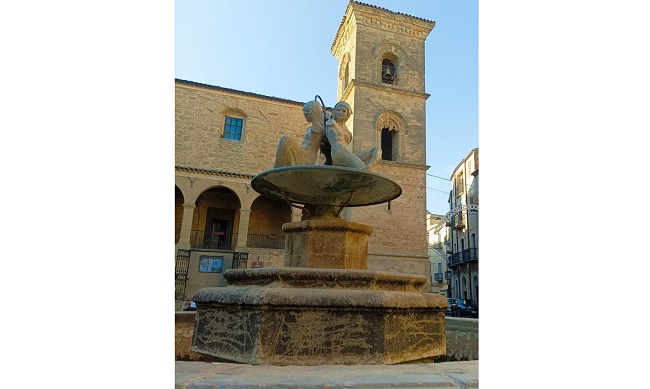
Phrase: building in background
[
  {"left": 427, "top": 212, "right": 450, "bottom": 295},
  {"left": 432, "top": 148, "right": 478, "bottom": 302},
  {"left": 175, "top": 2, "right": 436, "bottom": 309}
]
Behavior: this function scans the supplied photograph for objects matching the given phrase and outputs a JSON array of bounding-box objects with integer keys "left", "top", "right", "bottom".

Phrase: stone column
[
  {"left": 177, "top": 203, "right": 196, "bottom": 250},
  {"left": 235, "top": 208, "right": 251, "bottom": 250}
]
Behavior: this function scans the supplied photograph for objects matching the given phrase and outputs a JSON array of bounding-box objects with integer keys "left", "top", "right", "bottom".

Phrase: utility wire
[
  {"left": 426, "top": 173, "right": 451, "bottom": 181},
  {"left": 426, "top": 187, "right": 450, "bottom": 194},
  {"left": 427, "top": 173, "right": 475, "bottom": 190}
]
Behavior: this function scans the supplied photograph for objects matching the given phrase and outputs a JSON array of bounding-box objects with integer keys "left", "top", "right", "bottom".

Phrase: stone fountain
[{"left": 190, "top": 99, "right": 447, "bottom": 365}]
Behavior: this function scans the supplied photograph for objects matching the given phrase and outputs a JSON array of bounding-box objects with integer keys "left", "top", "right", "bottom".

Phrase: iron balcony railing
[
  {"left": 246, "top": 234, "right": 285, "bottom": 249},
  {"left": 434, "top": 272, "right": 444, "bottom": 282},
  {"left": 450, "top": 253, "right": 461, "bottom": 266},
  {"left": 463, "top": 247, "right": 478, "bottom": 261},
  {"left": 186, "top": 230, "right": 285, "bottom": 250},
  {"left": 449, "top": 248, "right": 479, "bottom": 266},
  {"left": 190, "top": 230, "right": 238, "bottom": 250}
]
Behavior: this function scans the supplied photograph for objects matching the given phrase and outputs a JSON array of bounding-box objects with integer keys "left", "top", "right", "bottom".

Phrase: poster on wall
[{"left": 199, "top": 256, "right": 223, "bottom": 273}]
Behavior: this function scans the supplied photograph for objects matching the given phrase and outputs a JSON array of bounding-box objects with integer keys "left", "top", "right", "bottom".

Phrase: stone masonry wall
[
  {"left": 175, "top": 83, "right": 307, "bottom": 174},
  {"left": 440, "top": 318, "right": 479, "bottom": 361}
]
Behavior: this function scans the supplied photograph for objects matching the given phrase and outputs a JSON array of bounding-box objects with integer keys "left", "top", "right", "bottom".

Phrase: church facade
[{"left": 175, "top": 1, "right": 435, "bottom": 308}]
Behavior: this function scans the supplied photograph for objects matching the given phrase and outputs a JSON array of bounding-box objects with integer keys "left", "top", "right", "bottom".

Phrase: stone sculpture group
[{"left": 274, "top": 99, "right": 380, "bottom": 171}]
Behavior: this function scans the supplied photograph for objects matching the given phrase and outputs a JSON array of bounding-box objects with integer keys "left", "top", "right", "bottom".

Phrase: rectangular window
[
  {"left": 455, "top": 172, "right": 464, "bottom": 196},
  {"left": 469, "top": 189, "right": 478, "bottom": 205},
  {"left": 381, "top": 128, "right": 393, "bottom": 161},
  {"left": 224, "top": 116, "right": 243, "bottom": 140},
  {"left": 199, "top": 256, "right": 223, "bottom": 273}
]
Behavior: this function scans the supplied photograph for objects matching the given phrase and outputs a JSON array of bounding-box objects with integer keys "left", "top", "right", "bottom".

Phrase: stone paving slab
[{"left": 175, "top": 360, "right": 478, "bottom": 388}]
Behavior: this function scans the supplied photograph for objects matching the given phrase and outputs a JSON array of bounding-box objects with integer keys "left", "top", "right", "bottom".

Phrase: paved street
[{"left": 176, "top": 360, "right": 478, "bottom": 388}]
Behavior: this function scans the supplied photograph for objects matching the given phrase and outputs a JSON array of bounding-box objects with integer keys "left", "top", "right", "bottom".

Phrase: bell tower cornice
[{"left": 332, "top": 1, "right": 435, "bottom": 55}]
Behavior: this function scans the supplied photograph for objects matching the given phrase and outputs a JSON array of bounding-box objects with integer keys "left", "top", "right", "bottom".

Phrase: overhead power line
[
  {"left": 426, "top": 187, "right": 450, "bottom": 194},
  {"left": 426, "top": 173, "right": 451, "bottom": 181}
]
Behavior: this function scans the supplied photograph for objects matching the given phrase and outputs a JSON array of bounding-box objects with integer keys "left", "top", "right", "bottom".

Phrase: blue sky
[{"left": 175, "top": 0, "right": 478, "bottom": 216}]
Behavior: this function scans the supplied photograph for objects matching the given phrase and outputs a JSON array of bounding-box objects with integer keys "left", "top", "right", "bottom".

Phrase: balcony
[
  {"left": 434, "top": 272, "right": 444, "bottom": 282},
  {"left": 449, "top": 248, "right": 478, "bottom": 267},
  {"left": 454, "top": 215, "right": 465, "bottom": 230}
]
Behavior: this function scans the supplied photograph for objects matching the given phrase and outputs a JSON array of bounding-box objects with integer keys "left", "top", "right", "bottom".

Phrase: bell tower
[{"left": 331, "top": 1, "right": 435, "bottom": 284}]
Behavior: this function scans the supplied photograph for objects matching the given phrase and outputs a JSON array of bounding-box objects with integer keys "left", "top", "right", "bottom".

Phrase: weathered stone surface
[
  {"left": 191, "top": 269, "right": 447, "bottom": 365},
  {"left": 175, "top": 312, "right": 205, "bottom": 361},
  {"left": 283, "top": 218, "right": 373, "bottom": 269},
  {"left": 222, "top": 267, "right": 428, "bottom": 291},
  {"left": 445, "top": 317, "right": 479, "bottom": 361},
  {"left": 177, "top": 314, "right": 477, "bottom": 363}
]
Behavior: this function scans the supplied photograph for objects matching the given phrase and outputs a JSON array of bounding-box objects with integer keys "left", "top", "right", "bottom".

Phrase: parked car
[
  {"left": 445, "top": 298, "right": 457, "bottom": 316},
  {"left": 451, "top": 298, "right": 478, "bottom": 318},
  {"left": 182, "top": 301, "right": 197, "bottom": 311}
]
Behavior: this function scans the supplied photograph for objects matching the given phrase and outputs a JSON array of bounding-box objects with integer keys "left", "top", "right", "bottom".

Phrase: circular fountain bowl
[{"left": 251, "top": 165, "right": 402, "bottom": 207}]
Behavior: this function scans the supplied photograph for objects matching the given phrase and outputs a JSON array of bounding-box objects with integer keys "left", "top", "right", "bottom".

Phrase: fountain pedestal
[
  {"left": 283, "top": 217, "right": 372, "bottom": 269},
  {"left": 191, "top": 268, "right": 446, "bottom": 365},
  {"left": 191, "top": 166, "right": 448, "bottom": 365}
]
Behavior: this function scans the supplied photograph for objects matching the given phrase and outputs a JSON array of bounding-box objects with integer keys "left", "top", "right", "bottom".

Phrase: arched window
[
  {"left": 376, "top": 111, "right": 405, "bottom": 162},
  {"left": 382, "top": 58, "right": 396, "bottom": 84},
  {"left": 373, "top": 42, "right": 407, "bottom": 85},
  {"left": 339, "top": 52, "right": 351, "bottom": 93}
]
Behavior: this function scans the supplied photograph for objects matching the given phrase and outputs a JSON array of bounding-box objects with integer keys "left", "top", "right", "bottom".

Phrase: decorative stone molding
[
  {"left": 354, "top": 12, "right": 434, "bottom": 39},
  {"left": 375, "top": 110, "right": 406, "bottom": 133},
  {"left": 350, "top": 80, "right": 430, "bottom": 99},
  {"left": 373, "top": 41, "right": 408, "bottom": 66}
]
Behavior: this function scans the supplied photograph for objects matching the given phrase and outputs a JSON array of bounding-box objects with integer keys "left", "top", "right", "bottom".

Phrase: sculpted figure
[
  {"left": 274, "top": 100, "right": 329, "bottom": 168},
  {"left": 274, "top": 99, "right": 381, "bottom": 171},
  {"left": 323, "top": 101, "right": 381, "bottom": 171}
]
